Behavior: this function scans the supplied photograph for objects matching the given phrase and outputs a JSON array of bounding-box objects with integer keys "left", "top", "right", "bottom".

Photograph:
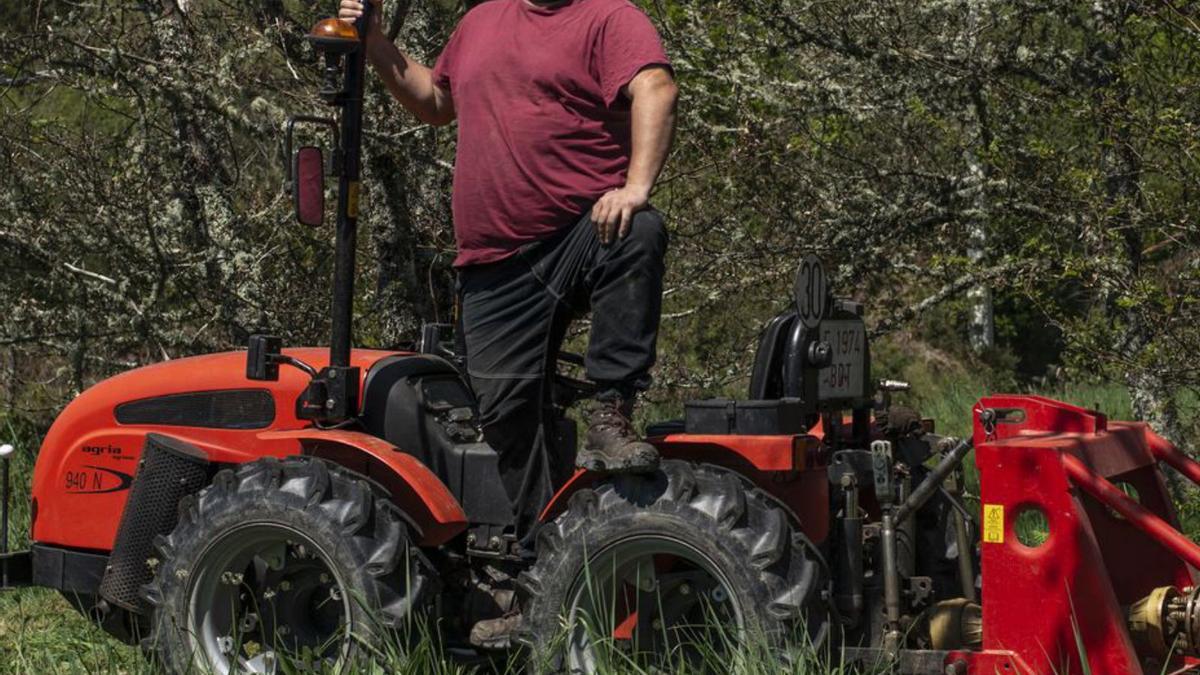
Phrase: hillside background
[{"left": 1, "top": 0, "right": 1199, "bottom": 669}]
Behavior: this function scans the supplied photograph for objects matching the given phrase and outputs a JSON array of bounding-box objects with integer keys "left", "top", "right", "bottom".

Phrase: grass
[{"left": 0, "top": 376, "right": 1141, "bottom": 673}]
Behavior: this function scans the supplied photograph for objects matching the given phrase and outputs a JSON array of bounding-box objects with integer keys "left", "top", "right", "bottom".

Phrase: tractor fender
[
  {"left": 258, "top": 430, "right": 467, "bottom": 546},
  {"left": 541, "top": 434, "right": 830, "bottom": 544}
]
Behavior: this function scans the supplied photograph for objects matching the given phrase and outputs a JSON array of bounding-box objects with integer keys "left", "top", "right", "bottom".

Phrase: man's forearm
[
  {"left": 366, "top": 37, "right": 454, "bottom": 126},
  {"left": 626, "top": 73, "right": 679, "bottom": 197},
  {"left": 591, "top": 69, "right": 678, "bottom": 242}
]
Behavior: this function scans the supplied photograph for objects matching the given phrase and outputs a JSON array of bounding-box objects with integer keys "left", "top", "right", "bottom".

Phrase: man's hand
[
  {"left": 592, "top": 185, "right": 651, "bottom": 244},
  {"left": 339, "top": 0, "right": 383, "bottom": 40}
]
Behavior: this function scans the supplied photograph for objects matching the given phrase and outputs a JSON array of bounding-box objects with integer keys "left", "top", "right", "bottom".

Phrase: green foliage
[
  {"left": 1, "top": 0, "right": 1198, "bottom": 445},
  {"left": 2, "top": 0, "right": 1200, "bottom": 663}
]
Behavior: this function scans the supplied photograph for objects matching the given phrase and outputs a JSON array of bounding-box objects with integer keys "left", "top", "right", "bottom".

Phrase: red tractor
[{"left": 5, "top": 8, "right": 1200, "bottom": 675}]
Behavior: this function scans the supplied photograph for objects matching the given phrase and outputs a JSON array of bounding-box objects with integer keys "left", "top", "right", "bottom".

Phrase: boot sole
[
  {"left": 576, "top": 452, "right": 661, "bottom": 474},
  {"left": 469, "top": 636, "right": 512, "bottom": 651}
]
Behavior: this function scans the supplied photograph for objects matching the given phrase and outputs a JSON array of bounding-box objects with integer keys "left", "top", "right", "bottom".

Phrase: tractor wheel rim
[
  {"left": 565, "top": 534, "right": 744, "bottom": 673},
  {"left": 185, "top": 522, "right": 353, "bottom": 675}
]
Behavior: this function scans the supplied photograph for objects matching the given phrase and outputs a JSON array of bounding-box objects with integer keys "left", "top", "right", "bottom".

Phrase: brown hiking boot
[
  {"left": 469, "top": 610, "right": 521, "bottom": 650},
  {"left": 576, "top": 398, "right": 660, "bottom": 473}
]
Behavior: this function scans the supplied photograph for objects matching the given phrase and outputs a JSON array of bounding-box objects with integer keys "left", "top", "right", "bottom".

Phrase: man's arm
[
  {"left": 591, "top": 67, "right": 679, "bottom": 244},
  {"left": 339, "top": 0, "right": 455, "bottom": 126}
]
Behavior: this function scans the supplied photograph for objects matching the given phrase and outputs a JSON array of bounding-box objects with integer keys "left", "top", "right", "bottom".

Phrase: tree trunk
[
  {"left": 965, "top": 0, "right": 994, "bottom": 353},
  {"left": 1088, "top": 2, "right": 1195, "bottom": 503}
]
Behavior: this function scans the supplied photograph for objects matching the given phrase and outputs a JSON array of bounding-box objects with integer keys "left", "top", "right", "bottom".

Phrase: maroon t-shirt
[{"left": 432, "top": 0, "right": 671, "bottom": 267}]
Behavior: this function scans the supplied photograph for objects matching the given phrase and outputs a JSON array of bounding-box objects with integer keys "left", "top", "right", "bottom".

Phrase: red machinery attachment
[{"left": 969, "top": 395, "right": 1200, "bottom": 675}]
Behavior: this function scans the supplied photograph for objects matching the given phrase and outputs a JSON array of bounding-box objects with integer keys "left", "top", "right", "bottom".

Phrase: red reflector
[{"left": 792, "top": 437, "right": 808, "bottom": 470}]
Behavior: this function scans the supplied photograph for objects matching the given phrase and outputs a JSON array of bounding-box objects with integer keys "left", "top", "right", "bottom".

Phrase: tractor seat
[{"left": 748, "top": 310, "right": 803, "bottom": 400}]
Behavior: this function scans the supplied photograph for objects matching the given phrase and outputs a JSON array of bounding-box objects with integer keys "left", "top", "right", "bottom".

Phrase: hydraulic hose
[{"left": 893, "top": 438, "right": 974, "bottom": 526}]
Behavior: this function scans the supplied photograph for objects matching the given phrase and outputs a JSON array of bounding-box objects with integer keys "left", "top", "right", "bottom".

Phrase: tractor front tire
[
  {"left": 143, "top": 456, "right": 433, "bottom": 674},
  {"left": 518, "top": 461, "right": 828, "bottom": 673}
]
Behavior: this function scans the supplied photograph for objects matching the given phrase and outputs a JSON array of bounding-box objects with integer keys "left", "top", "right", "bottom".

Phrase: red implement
[{"left": 971, "top": 395, "right": 1196, "bottom": 675}]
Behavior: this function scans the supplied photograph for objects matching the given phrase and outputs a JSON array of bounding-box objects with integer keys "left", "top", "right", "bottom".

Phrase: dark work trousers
[{"left": 458, "top": 209, "right": 668, "bottom": 545}]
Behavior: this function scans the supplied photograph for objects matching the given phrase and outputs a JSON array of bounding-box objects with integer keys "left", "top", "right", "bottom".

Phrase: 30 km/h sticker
[
  {"left": 794, "top": 255, "right": 827, "bottom": 329},
  {"left": 983, "top": 504, "right": 1005, "bottom": 543}
]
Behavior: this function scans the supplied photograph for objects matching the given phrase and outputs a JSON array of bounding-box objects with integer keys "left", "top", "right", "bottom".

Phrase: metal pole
[
  {"left": 894, "top": 439, "right": 973, "bottom": 524},
  {"left": 0, "top": 443, "right": 12, "bottom": 589},
  {"left": 1064, "top": 454, "right": 1200, "bottom": 570},
  {"left": 897, "top": 474, "right": 916, "bottom": 579},
  {"left": 328, "top": 4, "right": 372, "bottom": 369},
  {"left": 1146, "top": 431, "right": 1200, "bottom": 487},
  {"left": 953, "top": 508, "right": 976, "bottom": 602},
  {"left": 881, "top": 512, "right": 902, "bottom": 654},
  {"left": 835, "top": 478, "right": 864, "bottom": 624}
]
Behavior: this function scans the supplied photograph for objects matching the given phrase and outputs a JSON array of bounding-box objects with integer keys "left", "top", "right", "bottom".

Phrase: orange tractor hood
[{"left": 30, "top": 348, "right": 402, "bottom": 550}]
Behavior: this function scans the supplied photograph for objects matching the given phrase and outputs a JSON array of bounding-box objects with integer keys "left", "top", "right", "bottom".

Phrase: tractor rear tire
[
  {"left": 143, "top": 456, "right": 433, "bottom": 674},
  {"left": 518, "top": 461, "right": 828, "bottom": 673}
]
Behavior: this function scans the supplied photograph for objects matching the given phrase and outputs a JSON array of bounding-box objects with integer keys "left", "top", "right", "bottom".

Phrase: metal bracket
[
  {"left": 872, "top": 440, "right": 894, "bottom": 506},
  {"left": 284, "top": 116, "right": 341, "bottom": 191},
  {"left": 907, "top": 575, "right": 934, "bottom": 608},
  {"left": 828, "top": 449, "right": 874, "bottom": 487},
  {"left": 296, "top": 366, "right": 361, "bottom": 424}
]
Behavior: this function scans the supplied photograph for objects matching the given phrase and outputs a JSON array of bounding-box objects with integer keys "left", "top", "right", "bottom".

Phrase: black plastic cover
[
  {"left": 115, "top": 389, "right": 275, "bottom": 430},
  {"left": 360, "top": 355, "right": 516, "bottom": 529},
  {"left": 684, "top": 398, "right": 808, "bottom": 435},
  {"left": 246, "top": 334, "right": 282, "bottom": 381},
  {"left": 31, "top": 545, "right": 105, "bottom": 594}
]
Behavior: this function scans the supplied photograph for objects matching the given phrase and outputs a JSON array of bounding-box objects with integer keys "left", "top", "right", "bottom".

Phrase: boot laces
[{"left": 592, "top": 400, "right": 635, "bottom": 436}]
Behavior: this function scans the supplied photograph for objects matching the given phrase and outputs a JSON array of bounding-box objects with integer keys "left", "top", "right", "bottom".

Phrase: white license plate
[{"left": 818, "top": 320, "right": 866, "bottom": 400}]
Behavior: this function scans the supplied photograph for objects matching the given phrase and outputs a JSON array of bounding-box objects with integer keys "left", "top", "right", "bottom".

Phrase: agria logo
[{"left": 81, "top": 443, "right": 123, "bottom": 457}]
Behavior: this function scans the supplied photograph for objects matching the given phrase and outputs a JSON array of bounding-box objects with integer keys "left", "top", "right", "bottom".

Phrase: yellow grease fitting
[
  {"left": 347, "top": 181, "right": 361, "bottom": 219},
  {"left": 983, "top": 504, "right": 1005, "bottom": 544}
]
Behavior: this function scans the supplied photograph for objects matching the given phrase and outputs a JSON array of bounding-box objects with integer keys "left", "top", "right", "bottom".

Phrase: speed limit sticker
[{"left": 794, "top": 255, "right": 828, "bottom": 329}]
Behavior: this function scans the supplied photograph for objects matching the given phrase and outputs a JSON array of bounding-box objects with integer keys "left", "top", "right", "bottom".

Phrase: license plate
[{"left": 818, "top": 320, "right": 866, "bottom": 400}]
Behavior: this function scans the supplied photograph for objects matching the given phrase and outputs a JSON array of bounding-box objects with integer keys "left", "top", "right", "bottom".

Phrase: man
[{"left": 339, "top": 0, "right": 677, "bottom": 640}]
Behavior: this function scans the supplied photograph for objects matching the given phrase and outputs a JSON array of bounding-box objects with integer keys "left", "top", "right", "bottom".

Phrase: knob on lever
[
  {"left": 878, "top": 379, "right": 912, "bottom": 393},
  {"left": 307, "top": 18, "right": 361, "bottom": 54},
  {"left": 807, "top": 341, "right": 833, "bottom": 368},
  {"left": 876, "top": 379, "right": 912, "bottom": 410}
]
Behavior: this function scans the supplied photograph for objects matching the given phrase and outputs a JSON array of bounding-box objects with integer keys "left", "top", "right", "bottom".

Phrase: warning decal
[{"left": 983, "top": 504, "right": 1005, "bottom": 544}]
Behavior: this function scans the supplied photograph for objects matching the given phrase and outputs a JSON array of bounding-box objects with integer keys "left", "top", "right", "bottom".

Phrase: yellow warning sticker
[
  {"left": 347, "top": 181, "right": 361, "bottom": 219},
  {"left": 983, "top": 504, "right": 1005, "bottom": 544}
]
